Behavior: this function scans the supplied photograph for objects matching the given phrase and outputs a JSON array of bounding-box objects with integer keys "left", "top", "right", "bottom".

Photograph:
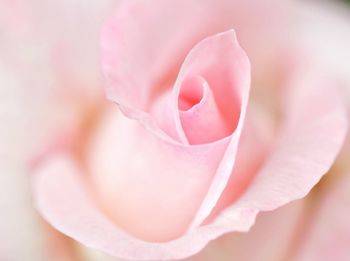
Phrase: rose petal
[
  {"left": 88, "top": 106, "right": 228, "bottom": 242},
  {"left": 178, "top": 76, "right": 230, "bottom": 144},
  {"left": 203, "top": 105, "right": 272, "bottom": 224},
  {"left": 188, "top": 199, "right": 306, "bottom": 261},
  {"left": 33, "top": 153, "right": 257, "bottom": 260},
  {"left": 228, "top": 66, "right": 348, "bottom": 214},
  {"left": 294, "top": 173, "right": 350, "bottom": 261},
  {"left": 173, "top": 31, "right": 247, "bottom": 145}
]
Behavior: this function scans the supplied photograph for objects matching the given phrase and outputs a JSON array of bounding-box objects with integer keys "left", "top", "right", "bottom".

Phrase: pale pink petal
[
  {"left": 188, "top": 199, "right": 306, "bottom": 261},
  {"left": 294, "top": 173, "right": 350, "bottom": 261},
  {"left": 173, "top": 31, "right": 247, "bottom": 145},
  {"left": 33, "top": 153, "right": 257, "bottom": 260},
  {"left": 88, "top": 106, "right": 228, "bottom": 242},
  {"left": 178, "top": 76, "right": 230, "bottom": 144},
  {"left": 231, "top": 66, "right": 348, "bottom": 213},
  {"left": 203, "top": 105, "right": 272, "bottom": 224},
  {"left": 41, "top": 220, "right": 81, "bottom": 261}
]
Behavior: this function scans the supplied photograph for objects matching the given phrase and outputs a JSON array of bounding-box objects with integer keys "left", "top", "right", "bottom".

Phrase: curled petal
[{"left": 173, "top": 30, "right": 248, "bottom": 145}]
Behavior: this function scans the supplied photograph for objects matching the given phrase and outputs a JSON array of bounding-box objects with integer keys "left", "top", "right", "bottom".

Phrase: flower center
[{"left": 178, "top": 76, "right": 206, "bottom": 111}]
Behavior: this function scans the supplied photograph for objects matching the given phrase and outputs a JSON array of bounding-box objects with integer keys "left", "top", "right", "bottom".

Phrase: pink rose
[
  {"left": 1, "top": 0, "right": 350, "bottom": 260},
  {"left": 30, "top": 0, "right": 348, "bottom": 260}
]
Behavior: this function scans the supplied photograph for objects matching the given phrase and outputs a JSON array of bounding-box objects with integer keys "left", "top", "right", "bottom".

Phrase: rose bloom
[{"left": 1, "top": 0, "right": 350, "bottom": 260}]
